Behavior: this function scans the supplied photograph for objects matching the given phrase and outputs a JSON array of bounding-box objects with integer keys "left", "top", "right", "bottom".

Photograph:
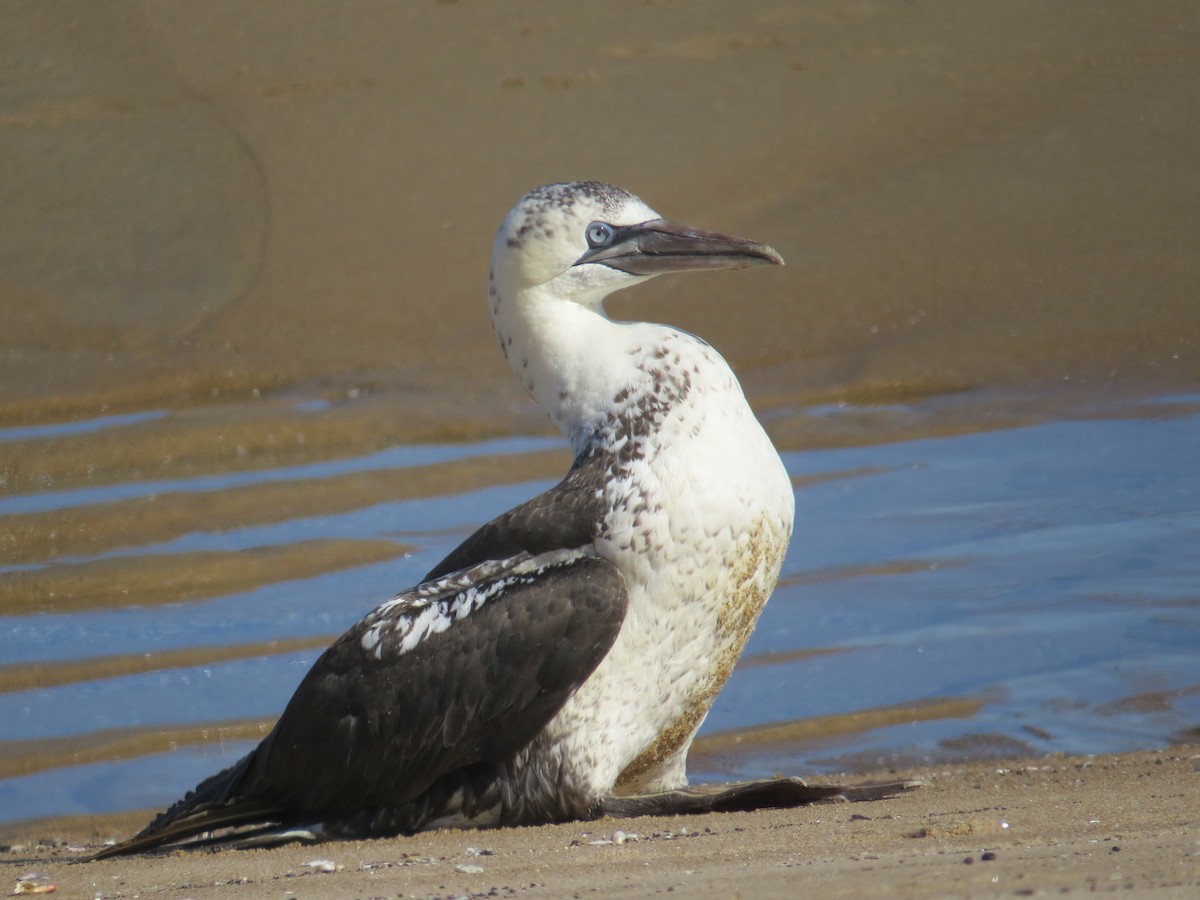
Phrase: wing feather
[
  {"left": 95, "top": 460, "right": 624, "bottom": 857},
  {"left": 232, "top": 549, "right": 626, "bottom": 818},
  {"left": 425, "top": 450, "right": 609, "bottom": 579}
]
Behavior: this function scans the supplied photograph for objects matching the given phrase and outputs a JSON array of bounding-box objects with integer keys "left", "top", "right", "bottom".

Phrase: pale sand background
[
  {"left": 3, "top": 1, "right": 1199, "bottom": 896},
  {"left": 2, "top": 0, "right": 1197, "bottom": 434}
]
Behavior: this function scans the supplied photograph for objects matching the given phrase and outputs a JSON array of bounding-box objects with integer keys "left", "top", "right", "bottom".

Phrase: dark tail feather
[
  {"left": 599, "top": 776, "right": 922, "bottom": 818},
  {"left": 87, "top": 752, "right": 287, "bottom": 860}
]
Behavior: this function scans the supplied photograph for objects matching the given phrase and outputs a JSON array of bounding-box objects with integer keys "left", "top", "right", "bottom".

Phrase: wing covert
[{"left": 425, "top": 450, "right": 610, "bottom": 579}]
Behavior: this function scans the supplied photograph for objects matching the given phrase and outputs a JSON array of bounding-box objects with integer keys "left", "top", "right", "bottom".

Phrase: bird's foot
[{"left": 598, "top": 775, "right": 921, "bottom": 818}]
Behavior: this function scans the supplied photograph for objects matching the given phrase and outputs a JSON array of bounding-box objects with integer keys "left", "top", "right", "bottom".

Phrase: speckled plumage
[
  {"left": 92, "top": 182, "right": 819, "bottom": 859},
  {"left": 512, "top": 326, "right": 795, "bottom": 801},
  {"left": 485, "top": 184, "right": 795, "bottom": 803}
]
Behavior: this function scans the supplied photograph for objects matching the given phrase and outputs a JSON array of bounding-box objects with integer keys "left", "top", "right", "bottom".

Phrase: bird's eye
[{"left": 585, "top": 221, "right": 615, "bottom": 248}]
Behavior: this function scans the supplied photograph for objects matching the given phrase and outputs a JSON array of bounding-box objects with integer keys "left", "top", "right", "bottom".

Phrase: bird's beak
[{"left": 574, "top": 218, "right": 785, "bottom": 275}]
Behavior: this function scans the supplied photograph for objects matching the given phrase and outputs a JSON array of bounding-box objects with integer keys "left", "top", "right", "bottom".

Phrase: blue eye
[{"left": 586, "top": 222, "right": 615, "bottom": 247}]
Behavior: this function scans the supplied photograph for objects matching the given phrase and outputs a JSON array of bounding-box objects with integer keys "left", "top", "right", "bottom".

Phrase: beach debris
[
  {"left": 454, "top": 863, "right": 485, "bottom": 874},
  {"left": 11, "top": 875, "right": 57, "bottom": 895},
  {"left": 302, "top": 859, "right": 341, "bottom": 873},
  {"left": 586, "top": 829, "right": 640, "bottom": 846},
  {"left": 570, "top": 825, "right": 711, "bottom": 847}
]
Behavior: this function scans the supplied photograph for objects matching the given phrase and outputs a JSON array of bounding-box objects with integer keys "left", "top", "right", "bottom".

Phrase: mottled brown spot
[{"left": 616, "top": 703, "right": 710, "bottom": 792}]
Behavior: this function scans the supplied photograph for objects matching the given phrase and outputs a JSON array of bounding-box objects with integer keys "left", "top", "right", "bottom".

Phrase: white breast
[{"left": 538, "top": 328, "right": 795, "bottom": 797}]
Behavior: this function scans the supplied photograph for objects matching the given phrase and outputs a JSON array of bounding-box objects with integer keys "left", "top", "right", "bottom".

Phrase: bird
[{"left": 91, "top": 181, "right": 913, "bottom": 859}]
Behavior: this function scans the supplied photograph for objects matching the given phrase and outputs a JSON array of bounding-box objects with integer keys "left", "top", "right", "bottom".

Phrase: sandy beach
[
  {"left": 2, "top": 746, "right": 1198, "bottom": 897},
  {"left": 3, "top": 1, "right": 1199, "bottom": 897}
]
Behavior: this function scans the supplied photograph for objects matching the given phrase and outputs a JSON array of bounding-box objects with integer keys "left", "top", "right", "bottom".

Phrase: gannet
[{"left": 93, "top": 182, "right": 911, "bottom": 859}]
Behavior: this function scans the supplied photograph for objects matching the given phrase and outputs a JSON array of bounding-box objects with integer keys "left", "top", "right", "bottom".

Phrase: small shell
[
  {"left": 302, "top": 859, "right": 340, "bottom": 873},
  {"left": 12, "top": 882, "right": 57, "bottom": 896}
]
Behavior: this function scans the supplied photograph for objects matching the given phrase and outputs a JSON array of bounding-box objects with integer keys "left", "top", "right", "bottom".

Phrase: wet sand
[
  {"left": 2, "top": 746, "right": 1198, "bottom": 898},
  {"left": 4, "top": 1, "right": 1200, "bottom": 896}
]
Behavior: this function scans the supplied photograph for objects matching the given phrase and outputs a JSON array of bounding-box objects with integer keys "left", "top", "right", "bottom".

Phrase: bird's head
[{"left": 491, "top": 182, "right": 784, "bottom": 310}]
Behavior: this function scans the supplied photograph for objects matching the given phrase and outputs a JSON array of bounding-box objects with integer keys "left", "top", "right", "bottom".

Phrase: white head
[
  {"left": 490, "top": 181, "right": 783, "bottom": 314},
  {"left": 488, "top": 182, "right": 783, "bottom": 443}
]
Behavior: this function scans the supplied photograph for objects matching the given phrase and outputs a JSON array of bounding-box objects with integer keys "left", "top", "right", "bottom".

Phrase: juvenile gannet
[{"left": 93, "top": 182, "right": 911, "bottom": 859}]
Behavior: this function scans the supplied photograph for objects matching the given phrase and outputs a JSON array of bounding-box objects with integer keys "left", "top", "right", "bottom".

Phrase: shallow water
[{"left": 1, "top": 395, "right": 1198, "bottom": 825}]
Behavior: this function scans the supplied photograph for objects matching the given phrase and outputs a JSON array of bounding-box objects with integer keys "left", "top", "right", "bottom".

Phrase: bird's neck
[{"left": 492, "top": 282, "right": 671, "bottom": 456}]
